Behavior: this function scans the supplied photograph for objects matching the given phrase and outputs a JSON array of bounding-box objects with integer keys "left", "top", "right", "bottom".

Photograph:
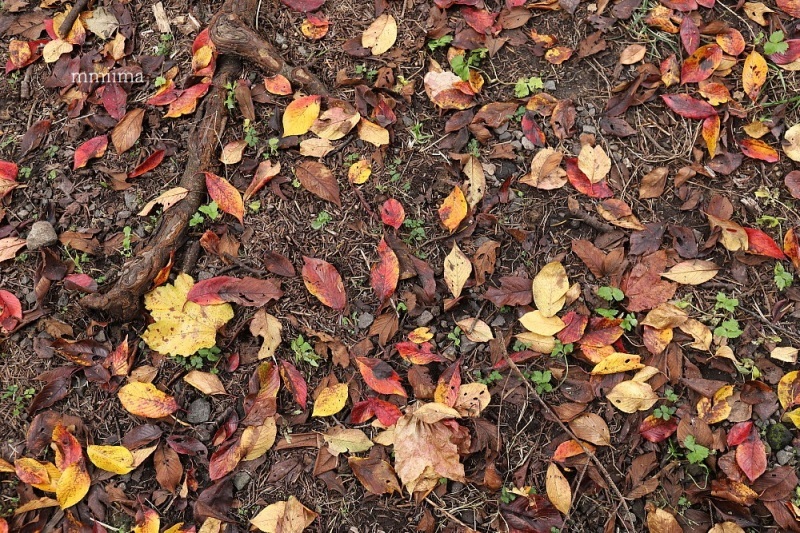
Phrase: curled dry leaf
[
  {"left": 138, "top": 187, "right": 189, "bottom": 216},
  {"left": 250, "top": 309, "right": 282, "bottom": 360},
  {"left": 250, "top": 496, "right": 317, "bottom": 533},
  {"left": 520, "top": 148, "right": 566, "bottom": 190},
  {"left": 455, "top": 318, "right": 494, "bottom": 342}
]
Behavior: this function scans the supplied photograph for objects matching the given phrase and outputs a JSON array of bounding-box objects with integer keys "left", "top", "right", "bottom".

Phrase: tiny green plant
[
  {"left": 19, "top": 166, "right": 31, "bottom": 179},
  {"left": 513, "top": 76, "right": 544, "bottom": 98},
  {"left": 683, "top": 435, "right": 711, "bottom": 465},
  {"left": 474, "top": 369, "right": 504, "bottom": 386},
  {"left": 243, "top": 119, "right": 259, "bottom": 148},
  {"left": 513, "top": 339, "right": 532, "bottom": 352},
  {"left": 291, "top": 335, "right": 321, "bottom": 367},
  {"left": 45, "top": 144, "right": 59, "bottom": 158},
  {"left": 156, "top": 33, "right": 173, "bottom": 56},
  {"left": 120, "top": 226, "right": 133, "bottom": 257},
  {"left": 500, "top": 486, "right": 517, "bottom": 504},
  {"left": 266, "top": 137, "right": 280, "bottom": 157},
  {"left": 664, "top": 387, "right": 679, "bottom": 403},
  {"left": 224, "top": 81, "right": 237, "bottom": 110},
  {"left": 175, "top": 345, "right": 222, "bottom": 372},
  {"left": 427, "top": 35, "right": 453, "bottom": 52},
  {"left": 447, "top": 326, "right": 462, "bottom": 347},
  {"left": 199, "top": 201, "right": 221, "bottom": 221},
  {"left": 154, "top": 75, "right": 167, "bottom": 88},
  {"left": 774, "top": 263, "right": 793, "bottom": 291},
  {"left": 403, "top": 218, "right": 426, "bottom": 244},
  {"left": 714, "top": 318, "right": 743, "bottom": 339},
  {"left": 714, "top": 292, "right": 739, "bottom": 313},
  {"left": 450, "top": 48, "right": 488, "bottom": 81},
  {"left": 550, "top": 340, "right": 573, "bottom": 358},
  {"left": 756, "top": 214, "right": 782, "bottom": 228},
  {"left": 409, "top": 122, "right": 433, "bottom": 145},
  {"left": 620, "top": 313, "right": 638, "bottom": 332},
  {"left": 1, "top": 385, "right": 35, "bottom": 417},
  {"left": 311, "top": 211, "right": 331, "bottom": 230},
  {"left": 527, "top": 370, "right": 553, "bottom": 394},
  {"left": 597, "top": 286, "right": 625, "bottom": 303},
  {"left": 653, "top": 405, "right": 676, "bottom": 420},
  {"left": 344, "top": 153, "right": 361, "bottom": 166},
  {"left": 763, "top": 30, "right": 789, "bottom": 55},
  {"left": 467, "top": 138, "right": 481, "bottom": 158}
]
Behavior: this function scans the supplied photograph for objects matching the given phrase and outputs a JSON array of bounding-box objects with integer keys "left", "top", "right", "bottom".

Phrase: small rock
[
  {"left": 766, "top": 423, "right": 793, "bottom": 450},
  {"left": 498, "top": 132, "right": 512, "bottom": 142},
  {"left": 26, "top": 221, "right": 58, "bottom": 250},
  {"left": 357, "top": 312, "right": 374, "bottom": 329},
  {"left": 459, "top": 338, "right": 477, "bottom": 353},
  {"left": 123, "top": 191, "right": 139, "bottom": 210},
  {"left": 544, "top": 80, "right": 556, "bottom": 91},
  {"left": 416, "top": 310, "right": 434, "bottom": 327},
  {"left": 491, "top": 315, "right": 506, "bottom": 327},
  {"left": 274, "top": 33, "right": 286, "bottom": 46},
  {"left": 233, "top": 471, "right": 252, "bottom": 491},
  {"left": 776, "top": 450, "right": 793, "bottom": 466},
  {"left": 521, "top": 137, "right": 536, "bottom": 151},
  {"left": 186, "top": 398, "right": 211, "bottom": 424},
  {"left": 582, "top": 125, "right": 597, "bottom": 135}
]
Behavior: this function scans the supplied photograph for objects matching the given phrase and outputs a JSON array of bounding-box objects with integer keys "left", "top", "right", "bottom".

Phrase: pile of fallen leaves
[{"left": 3, "top": 0, "right": 800, "bottom": 531}]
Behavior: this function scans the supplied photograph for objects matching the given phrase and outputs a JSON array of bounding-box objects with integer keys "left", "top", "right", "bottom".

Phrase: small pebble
[
  {"left": 26, "top": 221, "right": 58, "bottom": 250},
  {"left": 357, "top": 312, "right": 374, "bottom": 329},
  {"left": 415, "top": 310, "right": 434, "bottom": 327}
]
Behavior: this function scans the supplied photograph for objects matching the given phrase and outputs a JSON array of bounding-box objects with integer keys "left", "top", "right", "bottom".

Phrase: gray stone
[
  {"left": 582, "top": 125, "right": 597, "bottom": 134},
  {"left": 459, "top": 338, "right": 477, "bottom": 353},
  {"left": 491, "top": 315, "right": 506, "bottom": 327},
  {"left": 776, "top": 450, "right": 793, "bottom": 466},
  {"left": 186, "top": 398, "right": 211, "bottom": 424},
  {"left": 416, "top": 310, "right": 434, "bottom": 326},
  {"left": 357, "top": 312, "right": 374, "bottom": 329},
  {"left": 521, "top": 137, "right": 536, "bottom": 151},
  {"left": 233, "top": 471, "right": 252, "bottom": 491},
  {"left": 123, "top": 191, "right": 139, "bottom": 210},
  {"left": 26, "top": 221, "right": 58, "bottom": 250},
  {"left": 544, "top": 80, "right": 556, "bottom": 91}
]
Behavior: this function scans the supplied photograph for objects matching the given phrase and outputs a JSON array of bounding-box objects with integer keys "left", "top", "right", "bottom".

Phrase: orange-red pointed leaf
[
  {"left": 736, "top": 428, "right": 767, "bottom": 482},
  {"left": 370, "top": 238, "right": 399, "bottom": 304},
  {"left": 355, "top": 357, "right": 406, "bottom": 397},
  {"left": 681, "top": 43, "right": 722, "bottom": 83},
  {"left": 302, "top": 256, "right": 347, "bottom": 311},
  {"left": 744, "top": 227, "right": 786, "bottom": 259},
  {"left": 740, "top": 138, "right": 779, "bottom": 163},
  {"left": 73, "top": 135, "right": 108, "bottom": 170},
  {"left": 204, "top": 172, "right": 244, "bottom": 223},
  {"left": 280, "top": 360, "right": 308, "bottom": 409},
  {"left": 661, "top": 94, "right": 716, "bottom": 119}
]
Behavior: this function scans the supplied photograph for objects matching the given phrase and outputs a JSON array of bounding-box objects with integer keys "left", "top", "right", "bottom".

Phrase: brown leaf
[
  {"left": 348, "top": 456, "right": 401, "bottom": 495},
  {"left": 154, "top": 444, "right": 182, "bottom": 492},
  {"left": 295, "top": 160, "right": 341, "bottom": 207},
  {"left": 111, "top": 108, "right": 144, "bottom": 154}
]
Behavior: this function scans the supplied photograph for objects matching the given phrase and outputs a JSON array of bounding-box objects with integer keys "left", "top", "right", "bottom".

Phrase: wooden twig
[
  {"left": 501, "top": 347, "right": 636, "bottom": 533},
  {"left": 59, "top": 0, "right": 90, "bottom": 37}
]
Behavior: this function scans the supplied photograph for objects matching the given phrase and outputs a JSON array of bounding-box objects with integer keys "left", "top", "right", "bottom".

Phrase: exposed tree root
[{"left": 80, "top": 0, "right": 327, "bottom": 319}]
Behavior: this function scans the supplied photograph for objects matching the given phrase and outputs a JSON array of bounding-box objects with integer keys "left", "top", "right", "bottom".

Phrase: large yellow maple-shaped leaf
[{"left": 142, "top": 273, "right": 233, "bottom": 356}]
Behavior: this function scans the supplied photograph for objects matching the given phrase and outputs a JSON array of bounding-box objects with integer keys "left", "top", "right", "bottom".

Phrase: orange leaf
[
  {"left": 702, "top": 115, "right": 720, "bottom": 158},
  {"left": 264, "top": 75, "right": 292, "bottom": 95},
  {"left": 552, "top": 439, "right": 594, "bottom": 463},
  {"left": 370, "top": 238, "right": 399, "bottom": 304},
  {"left": 73, "top": 135, "right": 108, "bottom": 170},
  {"left": 302, "top": 256, "right": 347, "bottom": 311},
  {"left": 204, "top": 172, "right": 244, "bottom": 223},
  {"left": 716, "top": 28, "right": 745, "bottom": 56},
  {"left": 784, "top": 227, "right": 800, "bottom": 270},
  {"left": 282, "top": 95, "right": 321, "bottom": 137},
  {"left": 51, "top": 423, "right": 83, "bottom": 470},
  {"left": 244, "top": 160, "right": 281, "bottom": 201},
  {"left": 740, "top": 138, "right": 779, "bottom": 163},
  {"left": 438, "top": 185, "right": 467, "bottom": 233},
  {"left": 681, "top": 43, "right": 722, "bottom": 84},
  {"left": 355, "top": 356, "right": 407, "bottom": 397},
  {"left": 129, "top": 150, "right": 165, "bottom": 178},
  {"left": 743, "top": 51, "right": 768, "bottom": 101},
  {"left": 164, "top": 82, "right": 211, "bottom": 118}
]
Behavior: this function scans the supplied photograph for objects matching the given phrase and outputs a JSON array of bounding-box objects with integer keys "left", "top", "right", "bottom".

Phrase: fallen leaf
[
  {"left": 348, "top": 159, "right": 371, "bottom": 184},
  {"left": 56, "top": 461, "right": 90, "bottom": 509},
  {"left": 250, "top": 496, "right": 317, "bottom": 533},
  {"left": 323, "top": 427, "right": 373, "bottom": 455},
  {"left": 380, "top": 198, "right": 405, "bottom": 229},
  {"left": 355, "top": 357, "right": 406, "bottom": 397},
  {"left": 138, "top": 187, "right": 189, "bottom": 216},
  {"left": 251, "top": 310, "right": 282, "bottom": 360},
  {"left": 112, "top": 109, "right": 144, "bottom": 154},
  {"left": 681, "top": 43, "right": 722, "bottom": 83},
  {"left": 455, "top": 318, "right": 494, "bottom": 342},
  {"left": 577, "top": 144, "right": 611, "bottom": 184},
  {"left": 184, "top": 370, "right": 226, "bottom": 395},
  {"left": 546, "top": 462, "right": 571, "bottom": 515},
  {"left": 606, "top": 380, "right": 658, "bottom": 413},
  {"left": 533, "top": 261, "right": 569, "bottom": 317},
  {"left": 295, "top": 160, "right": 341, "bottom": 207},
  {"left": 73, "top": 135, "right": 108, "bottom": 169},
  {"left": 438, "top": 185, "right": 468, "bottom": 232},
  {"left": 220, "top": 139, "right": 248, "bottom": 164},
  {"left": 362, "top": 14, "right": 397, "bottom": 56},
  {"left": 312, "top": 383, "right": 349, "bottom": 417},
  {"left": 204, "top": 172, "right": 244, "bottom": 223},
  {"left": 443, "top": 242, "right": 472, "bottom": 299},
  {"left": 118, "top": 382, "right": 179, "bottom": 418},
  {"left": 736, "top": 427, "right": 767, "bottom": 482},
  {"left": 348, "top": 456, "right": 401, "bottom": 495},
  {"left": 357, "top": 119, "right": 390, "bottom": 146},
  {"left": 370, "top": 238, "right": 399, "bottom": 304},
  {"left": 282, "top": 95, "right": 321, "bottom": 137},
  {"left": 660, "top": 260, "right": 719, "bottom": 285},
  {"left": 86, "top": 445, "right": 135, "bottom": 475},
  {"left": 302, "top": 256, "right": 347, "bottom": 311},
  {"left": 568, "top": 413, "right": 611, "bottom": 446},
  {"left": 743, "top": 51, "right": 768, "bottom": 101}
]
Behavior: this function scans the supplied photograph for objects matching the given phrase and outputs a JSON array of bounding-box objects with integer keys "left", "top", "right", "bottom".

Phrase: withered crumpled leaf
[{"left": 393, "top": 402, "right": 467, "bottom": 496}]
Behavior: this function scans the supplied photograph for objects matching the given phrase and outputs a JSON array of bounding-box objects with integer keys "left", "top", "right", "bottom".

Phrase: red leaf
[
  {"left": 187, "top": 276, "right": 283, "bottom": 307},
  {"left": 281, "top": 0, "right": 326, "bottom": 11},
  {"left": 302, "top": 256, "right": 347, "bottom": 311},
  {"left": 243, "top": 160, "right": 280, "bottom": 201},
  {"left": 679, "top": 16, "right": 700, "bottom": 55},
  {"left": 355, "top": 357, "right": 407, "bottom": 397},
  {"left": 63, "top": 273, "right": 98, "bottom": 293},
  {"left": 350, "top": 397, "right": 402, "bottom": 426},
  {"left": 769, "top": 40, "right": 800, "bottom": 65},
  {"left": 73, "top": 135, "right": 108, "bottom": 169},
  {"left": 785, "top": 228, "right": 800, "bottom": 270},
  {"left": 552, "top": 439, "right": 592, "bottom": 462},
  {"left": 280, "top": 360, "right": 308, "bottom": 409},
  {"left": 380, "top": 198, "right": 405, "bottom": 229},
  {"left": 727, "top": 421, "right": 753, "bottom": 447},
  {"left": 370, "top": 238, "right": 399, "bottom": 304},
  {"left": 740, "top": 138, "right": 779, "bottom": 163},
  {"left": 736, "top": 428, "right": 767, "bottom": 482},
  {"left": 100, "top": 82, "right": 127, "bottom": 120},
  {"left": 0, "top": 290, "right": 23, "bottom": 331},
  {"left": 462, "top": 7, "right": 499, "bottom": 34},
  {"left": 564, "top": 157, "right": 613, "bottom": 198},
  {"left": 557, "top": 311, "right": 588, "bottom": 344},
  {"left": 786, "top": 171, "right": 800, "bottom": 199},
  {"left": 208, "top": 438, "right": 242, "bottom": 481},
  {"left": 638, "top": 415, "right": 678, "bottom": 443},
  {"left": 394, "top": 341, "right": 445, "bottom": 364},
  {"left": 204, "top": 172, "right": 244, "bottom": 223},
  {"left": 436, "top": 360, "right": 462, "bottom": 407},
  {"left": 128, "top": 150, "right": 166, "bottom": 178},
  {"left": 521, "top": 111, "right": 546, "bottom": 147},
  {"left": 661, "top": 94, "right": 716, "bottom": 119},
  {"left": 744, "top": 228, "right": 786, "bottom": 259}
]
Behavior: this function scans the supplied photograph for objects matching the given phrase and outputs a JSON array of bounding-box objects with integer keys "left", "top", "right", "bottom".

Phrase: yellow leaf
[
  {"left": 323, "top": 427, "right": 374, "bottom": 456},
  {"left": 532, "top": 262, "right": 569, "bottom": 317},
  {"left": 515, "top": 332, "right": 556, "bottom": 353},
  {"left": 198, "top": 518, "right": 222, "bottom": 533},
  {"left": 183, "top": 370, "right": 226, "bottom": 396},
  {"left": 438, "top": 186, "right": 468, "bottom": 233},
  {"left": 742, "top": 51, "right": 767, "bottom": 102},
  {"left": 118, "top": 382, "right": 179, "bottom": 418},
  {"left": 591, "top": 353, "right": 644, "bottom": 375},
  {"left": 678, "top": 319, "right": 712, "bottom": 351},
  {"left": 141, "top": 273, "right": 233, "bottom": 357},
  {"left": 220, "top": 139, "right": 247, "bottom": 165},
  {"left": 312, "top": 383, "right": 349, "bottom": 417},
  {"left": 87, "top": 445, "right": 135, "bottom": 475},
  {"left": 577, "top": 144, "right": 611, "bottom": 184},
  {"left": 462, "top": 155, "right": 486, "bottom": 209},
  {"left": 783, "top": 408, "right": 800, "bottom": 428},
  {"left": 783, "top": 124, "right": 800, "bottom": 162},
  {"left": 361, "top": 14, "right": 397, "bottom": 56},
  {"left": 357, "top": 119, "right": 390, "bottom": 146},
  {"left": 443, "top": 241, "right": 472, "bottom": 299},
  {"left": 778, "top": 370, "right": 800, "bottom": 409},
  {"left": 661, "top": 260, "right": 719, "bottom": 285},
  {"left": 348, "top": 159, "right": 372, "bottom": 184},
  {"left": 250, "top": 496, "right": 318, "bottom": 533},
  {"left": 546, "top": 462, "right": 572, "bottom": 514},
  {"left": 770, "top": 346, "right": 798, "bottom": 363},
  {"left": 56, "top": 462, "right": 90, "bottom": 509},
  {"left": 408, "top": 327, "right": 433, "bottom": 343},
  {"left": 282, "top": 95, "right": 321, "bottom": 137},
  {"left": 454, "top": 318, "right": 494, "bottom": 342},
  {"left": 133, "top": 508, "right": 160, "bottom": 533},
  {"left": 696, "top": 384, "right": 734, "bottom": 424},
  {"left": 43, "top": 39, "right": 73, "bottom": 63},
  {"left": 606, "top": 380, "right": 658, "bottom": 413},
  {"left": 240, "top": 418, "right": 278, "bottom": 461},
  {"left": 138, "top": 187, "right": 189, "bottom": 216},
  {"left": 519, "top": 310, "right": 566, "bottom": 336},
  {"left": 250, "top": 309, "right": 282, "bottom": 360}
]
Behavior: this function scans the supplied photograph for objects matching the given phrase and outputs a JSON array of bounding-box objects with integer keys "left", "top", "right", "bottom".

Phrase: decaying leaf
[{"left": 250, "top": 496, "right": 317, "bottom": 533}]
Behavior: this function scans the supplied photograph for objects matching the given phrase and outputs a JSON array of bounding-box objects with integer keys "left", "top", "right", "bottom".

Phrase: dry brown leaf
[
  {"left": 361, "top": 14, "right": 397, "bottom": 56},
  {"left": 546, "top": 462, "right": 572, "bottom": 515},
  {"left": 250, "top": 309, "right": 282, "bottom": 360},
  {"left": 183, "top": 370, "right": 226, "bottom": 395},
  {"left": 443, "top": 242, "right": 472, "bottom": 299}
]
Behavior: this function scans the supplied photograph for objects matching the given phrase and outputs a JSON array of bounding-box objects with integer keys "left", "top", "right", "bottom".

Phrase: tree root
[{"left": 81, "top": 0, "right": 327, "bottom": 320}]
